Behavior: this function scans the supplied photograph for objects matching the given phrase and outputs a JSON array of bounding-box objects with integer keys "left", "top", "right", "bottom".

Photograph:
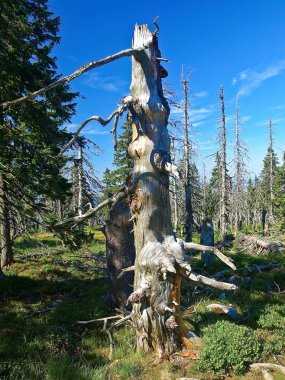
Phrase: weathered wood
[
  {"left": 128, "top": 24, "right": 184, "bottom": 357},
  {"left": 182, "top": 241, "right": 236, "bottom": 270},
  {"left": 55, "top": 188, "right": 128, "bottom": 228},
  {"left": 126, "top": 24, "right": 236, "bottom": 358},
  {"left": 219, "top": 87, "right": 228, "bottom": 240},
  {"left": 241, "top": 235, "right": 285, "bottom": 253},
  {"left": 182, "top": 74, "right": 194, "bottom": 242}
]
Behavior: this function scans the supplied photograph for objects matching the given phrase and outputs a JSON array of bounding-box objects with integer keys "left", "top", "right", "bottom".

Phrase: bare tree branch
[
  {"left": 1, "top": 48, "right": 145, "bottom": 109},
  {"left": 60, "top": 97, "right": 132, "bottom": 155},
  {"left": 182, "top": 240, "right": 236, "bottom": 270},
  {"left": 55, "top": 187, "right": 128, "bottom": 229},
  {"left": 188, "top": 272, "right": 238, "bottom": 290}
]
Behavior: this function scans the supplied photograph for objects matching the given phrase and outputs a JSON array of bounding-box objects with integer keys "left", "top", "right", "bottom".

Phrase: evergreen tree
[
  {"left": 102, "top": 117, "right": 133, "bottom": 196},
  {"left": 205, "top": 152, "right": 221, "bottom": 221},
  {"left": 259, "top": 147, "right": 278, "bottom": 215},
  {"left": 273, "top": 153, "right": 285, "bottom": 228},
  {"left": 0, "top": 0, "right": 77, "bottom": 267}
]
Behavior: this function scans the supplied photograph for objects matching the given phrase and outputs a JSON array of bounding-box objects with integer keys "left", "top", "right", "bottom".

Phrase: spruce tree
[
  {"left": 273, "top": 153, "right": 285, "bottom": 228},
  {"left": 102, "top": 117, "right": 133, "bottom": 196},
  {"left": 259, "top": 147, "right": 278, "bottom": 216},
  {"left": 0, "top": 0, "right": 77, "bottom": 267}
]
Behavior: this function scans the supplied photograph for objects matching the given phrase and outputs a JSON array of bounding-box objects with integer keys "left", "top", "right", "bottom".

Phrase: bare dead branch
[
  {"left": 182, "top": 241, "right": 236, "bottom": 270},
  {"left": 153, "top": 16, "right": 160, "bottom": 36},
  {"left": 76, "top": 315, "right": 122, "bottom": 324},
  {"left": 188, "top": 272, "right": 238, "bottom": 290},
  {"left": 55, "top": 187, "right": 128, "bottom": 229},
  {"left": 1, "top": 48, "right": 145, "bottom": 109},
  {"left": 117, "top": 265, "right": 135, "bottom": 279},
  {"left": 60, "top": 96, "right": 133, "bottom": 154}
]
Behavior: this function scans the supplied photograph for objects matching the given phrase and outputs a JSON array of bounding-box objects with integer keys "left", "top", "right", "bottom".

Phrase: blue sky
[{"left": 52, "top": 0, "right": 285, "bottom": 180}]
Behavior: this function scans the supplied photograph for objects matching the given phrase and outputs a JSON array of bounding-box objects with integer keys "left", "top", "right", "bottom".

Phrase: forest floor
[{"left": 0, "top": 232, "right": 285, "bottom": 380}]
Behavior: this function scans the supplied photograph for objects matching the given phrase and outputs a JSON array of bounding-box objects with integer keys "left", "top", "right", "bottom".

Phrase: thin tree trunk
[
  {"left": 219, "top": 87, "right": 228, "bottom": 240},
  {"left": 0, "top": 174, "right": 13, "bottom": 268},
  {"left": 78, "top": 145, "right": 84, "bottom": 217},
  {"left": 170, "top": 137, "right": 178, "bottom": 234},
  {"left": 268, "top": 118, "right": 274, "bottom": 224},
  {"left": 182, "top": 75, "right": 193, "bottom": 242}
]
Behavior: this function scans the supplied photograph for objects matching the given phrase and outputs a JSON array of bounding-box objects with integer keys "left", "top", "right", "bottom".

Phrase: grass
[{"left": 0, "top": 232, "right": 285, "bottom": 379}]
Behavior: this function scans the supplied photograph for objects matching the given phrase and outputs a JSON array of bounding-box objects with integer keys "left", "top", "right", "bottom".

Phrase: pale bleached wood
[{"left": 182, "top": 241, "right": 236, "bottom": 270}]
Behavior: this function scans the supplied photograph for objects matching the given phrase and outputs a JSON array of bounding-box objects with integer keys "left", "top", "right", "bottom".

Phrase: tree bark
[
  {"left": 219, "top": 87, "right": 228, "bottom": 240},
  {"left": 182, "top": 76, "right": 193, "bottom": 242},
  {"left": 0, "top": 174, "right": 13, "bottom": 268},
  {"left": 170, "top": 137, "right": 178, "bottom": 234},
  {"left": 77, "top": 145, "right": 84, "bottom": 217},
  {"left": 104, "top": 198, "right": 135, "bottom": 309},
  {"left": 127, "top": 24, "right": 187, "bottom": 356}
]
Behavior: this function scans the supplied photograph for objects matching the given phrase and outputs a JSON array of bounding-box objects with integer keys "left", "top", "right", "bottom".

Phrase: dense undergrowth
[{"left": 0, "top": 232, "right": 285, "bottom": 379}]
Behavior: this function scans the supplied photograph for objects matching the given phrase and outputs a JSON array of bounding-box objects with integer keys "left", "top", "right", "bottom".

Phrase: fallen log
[
  {"left": 214, "top": 261, "right": 281, "bottom": 280},
  {"left": 241, "top": 235, "right": 285, "bottom": 253}
]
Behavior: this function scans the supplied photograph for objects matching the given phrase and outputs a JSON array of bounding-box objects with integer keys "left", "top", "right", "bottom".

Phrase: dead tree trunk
[
  {"left": 234, "top": 95, "right": 242, "bottom": 233},
  {"left": 200, "top": 217, "right": 215, "bottom": 264},
  {"left": 170, "top": 137, "right": 178, "bottom": 234},
  {"left": 77, "top": 145, "right": 84, "bottom": 217},
  {"left": 268, "top": 118, "right": 274, "bottom": 225},
  {"left": 219, "top": 86, "right": 228, "bottom": 240},
  {"left": 127, "top": 24, "right": 185, "bottom": 356},
  {"left": 0, "top": 174, "right": 13, "bottom": 268},
  {"left": 104, "top": 198, "right": 135, "bottom": 309},
  {"left": 126, "top": 25, "right": 236, "bottom": 358},
  {"left": 182, "top": 75, "right": 193, "bottom": 242}
]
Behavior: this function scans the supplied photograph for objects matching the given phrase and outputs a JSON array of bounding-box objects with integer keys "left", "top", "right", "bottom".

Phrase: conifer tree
[
  {"left": 102, "top": 117, "right": 133, "bottom": 196},
  {"left": 0, "top": 0, "right": 77, "bottom": 267},
  {"left": 273, "top": 153, "right": 285, "bottom": 229}
]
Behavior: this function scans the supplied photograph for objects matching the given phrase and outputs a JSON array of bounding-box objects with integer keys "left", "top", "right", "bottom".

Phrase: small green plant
[
  {"left": 257, "top": 304, "right": 285, "bottom": 356},
  {"left": 197, "top": 320, "right": 261, "bottom": 377},
  {"left": 258, "top": 304, "right": 285, "bottom": 330}
]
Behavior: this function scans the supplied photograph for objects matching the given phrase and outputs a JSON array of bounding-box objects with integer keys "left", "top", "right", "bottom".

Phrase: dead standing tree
[
  {"left": 219, "top": 86, "right": 229, "bottom": 240},
  {"left": 181, "top": 73, "right": 194, "bottom": 242},
  {"left": 233, "top": 95, "right": 247, "bottom": 233},
  {"left": 125, "top": 25, "right": 236, "bottom": 357},
  {"left": 3, "top": 22, "right": 237, "bottom": 357}
]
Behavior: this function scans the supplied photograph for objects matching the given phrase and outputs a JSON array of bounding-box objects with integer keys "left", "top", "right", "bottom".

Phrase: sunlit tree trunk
[
  {"left": 182, "top": 76, "right": 193, "bottom": 242},
  {"left": 127, "top": 24, "right": 188, "bottom": 356},
  {"left": 219, "top": 87, "right": 228, "bottom": 240}
]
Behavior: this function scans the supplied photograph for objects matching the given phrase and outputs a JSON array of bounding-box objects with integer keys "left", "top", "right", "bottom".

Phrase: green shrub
[
  {"left": 197, "top": 320, "right": 261, "bottom": 377},
  {"left": 258, "top": 304, "right": 285, "bottom": 356},
  {"left": 258, "top": 304, "right": 285, "bottom": 330}
]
